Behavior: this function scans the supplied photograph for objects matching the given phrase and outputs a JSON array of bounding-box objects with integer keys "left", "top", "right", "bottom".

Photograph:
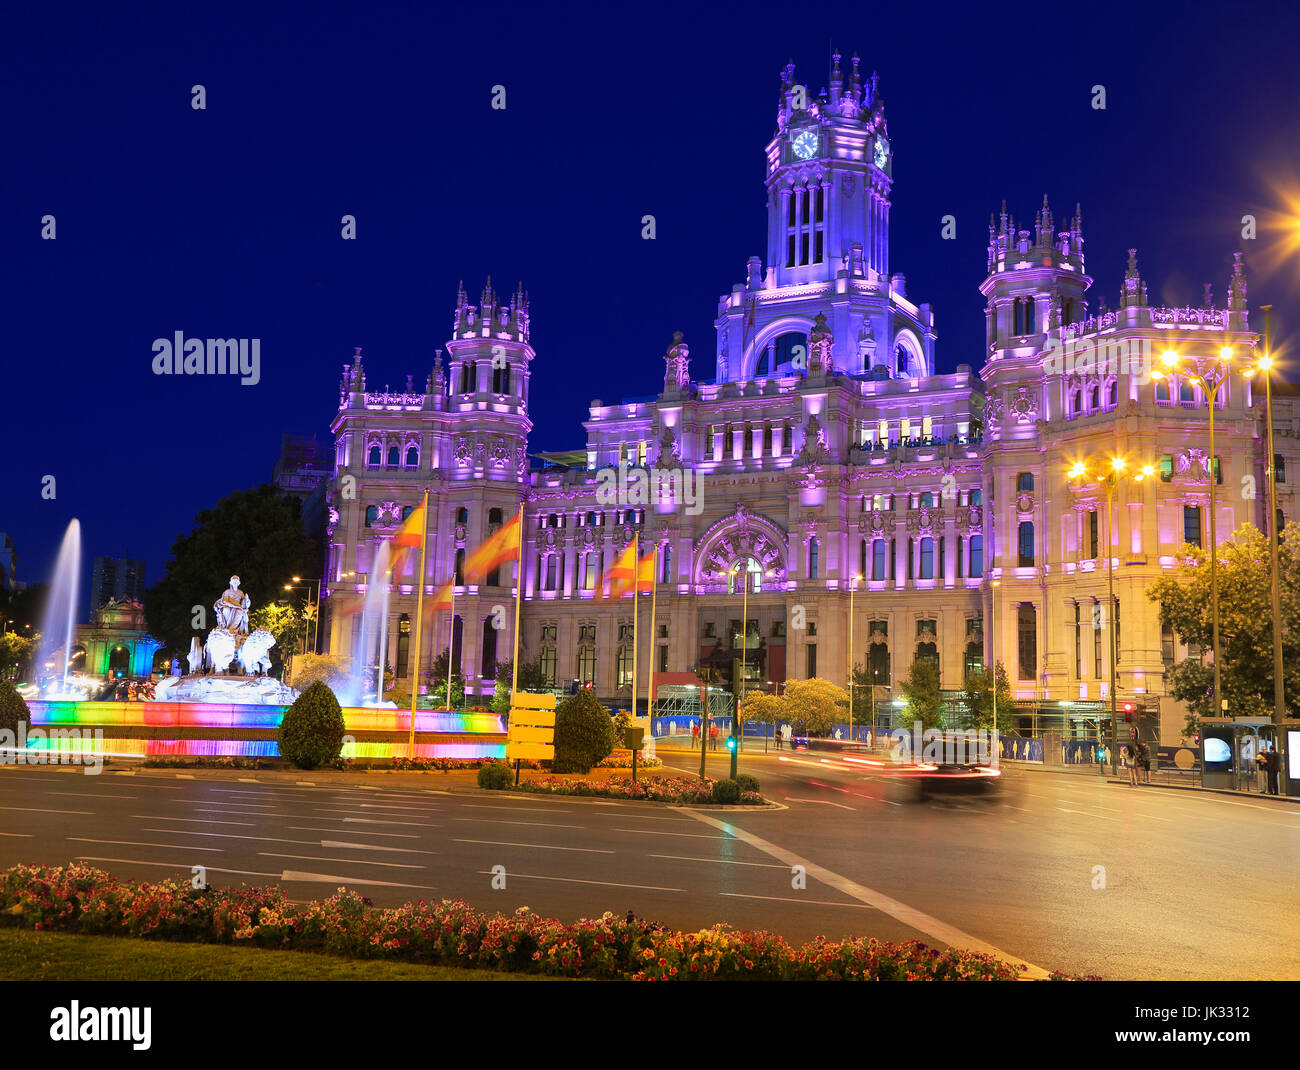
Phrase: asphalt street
[{"left": 0, "top": 752, "right": 1293, "bottom": 980}]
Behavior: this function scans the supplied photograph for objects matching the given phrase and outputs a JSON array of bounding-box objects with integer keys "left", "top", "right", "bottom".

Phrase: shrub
[
  {"left": 552, "top": 689, "right": 614, "bottom": 773},
  {"left": 611, "top": 709, "right": 633, "bottom": 747},
  {"left": 712, "top": 778, "right": 741, "bottom": 804},
  {"left": 734, "top": 773, "right": 761, "bottom": 794},
  {"left": 477, "top": 761, "right": 514, "bottom": 790},
  {"left": 278, "top": 680, "right": 345, "bottom": 769},
  {"left": 0, "top": 679, "right": 28, "bottom": 738}
]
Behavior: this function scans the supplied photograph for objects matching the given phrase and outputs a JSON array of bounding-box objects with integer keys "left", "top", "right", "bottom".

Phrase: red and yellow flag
[
  {"left": 464, "top": 509, "right": 522, "bottom": 585},
  {"left": 393, "top": 502, "right": 427, "bottom": 549},
  {"left": 606, "top": 544, "right": 655, "bottom": 599}
]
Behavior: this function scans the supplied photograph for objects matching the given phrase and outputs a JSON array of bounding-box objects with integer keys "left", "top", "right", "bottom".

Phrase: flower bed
[
  {"left": 0, "top": 864, "right": 1041, "bottom": 980},
  {"left": 506, "top": 774, "right": 763, "bottom": 805},
  {"left": 594, "top": 749, "right": 663, "bottom": 769},
  {"left": 142, "top": 756, "right": 265, "bottom": 770}
]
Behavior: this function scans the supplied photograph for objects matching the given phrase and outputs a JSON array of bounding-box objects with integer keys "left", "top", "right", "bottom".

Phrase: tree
[
  {"left": 552, "top": 688, "right": 615, "bottom": 773},
  {"left": 426, "top": 649, "right": 466, "bottom": 710},
  {"left": 783, "top": 678, "right": 847, "bottom": 737},
  {"left": 144, "top": 485, "right": 321, "bottom": 651},
  {"left": 1147, "top": 523, "right": 1300, "bottom": 733},
  {"left": 0, "top": 583, "right": 47, "bottom": 634},
  {"left": 740, "top": 691, "right": 786, "bottom": 726},
  {"left": 250, "top": 602, "right": 309, "bottom": 677},
  {"left": 0, "top": 633, "right": 37, "bottom": 682},
  {"left": 490, "top": 658, "right": 549, "bottom": 717},
  {"left": 961, "top": 661, "right": 1015, "bottom": 733},
  {"left": 289, "top": 652, "right": 352, "bottom": 694},
  {"left": 278, "top": 680, "right": 346, "bottom": 769},
  {"left": 900, "top": 658, "right": 942, "bottom": 729}
]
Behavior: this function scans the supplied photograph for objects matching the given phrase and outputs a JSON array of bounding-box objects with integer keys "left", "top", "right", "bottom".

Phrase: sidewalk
[{"left": 1007, "top": 759, "right": 1300, "bottom": 803}]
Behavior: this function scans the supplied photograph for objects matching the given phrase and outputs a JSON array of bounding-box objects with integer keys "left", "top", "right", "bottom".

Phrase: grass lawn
[{"left": 0, "top": 929, "right": 549, "bottom": 981}]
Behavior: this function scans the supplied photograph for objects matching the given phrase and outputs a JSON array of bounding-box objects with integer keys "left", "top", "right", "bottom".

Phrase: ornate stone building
[{"left": 324, "top": 54, "right": 1294, "bottom": 741}]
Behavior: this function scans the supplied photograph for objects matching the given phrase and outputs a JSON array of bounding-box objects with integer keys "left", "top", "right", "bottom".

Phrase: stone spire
[
  {"left": 1120, "top": 249, "right": 1148, "bottom": 308},
  {"left": 1227, "top": 252, "right": 1247, "bottom": 311},
  {"left": 663, "top": 331, "right": 691, "bottom": 396}
]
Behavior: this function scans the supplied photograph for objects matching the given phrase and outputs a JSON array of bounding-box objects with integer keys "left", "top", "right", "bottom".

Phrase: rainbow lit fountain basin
[{"left": 24, "top": 700, "right": 506, "bottom": 761}]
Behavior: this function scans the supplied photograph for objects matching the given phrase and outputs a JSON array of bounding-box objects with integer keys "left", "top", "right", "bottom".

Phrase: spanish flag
[
  {"left": 464, "top": 508, "right": 522, "bottom": 586},
  {"left": 606, "top": 544, "right": 656, "bottom": 599},
  {"left": 393, "top": 502, "right": 427, "bottom": 549},
  {"left": 430, "top": 581, "right": 455, "bottom": 612}
]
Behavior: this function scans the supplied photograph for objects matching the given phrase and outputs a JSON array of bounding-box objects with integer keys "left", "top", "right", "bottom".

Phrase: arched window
[
  {"left": 367, "top": 445, "right": 381, "bottom": 467},
  {"left": 387, "top": 445, "right": 400, "bottom": 466},
  {"left": 1018, "top": 521, "right": 1035, "bottom": 566},
  {"left": 773, "top": 332, "right": 810, "bottom": 376},
  {"left": 1108, "top": 380, "right": 1118, "bottom": 407},
  {"left": 364, "top": 505, "right": 378, "bottom": 528},
  {"left": 1071, "top": 391, "right": 1082, "bottom": 415},
  {"left": 919, "top": 537, "right": 935, "bottom": 579},
  {"left": 1155, "top": 378, "right": 1170, "bottom": 401},
  {"left": 1179, "top": 378, "right": 1194, "bottom": 403},
  {"left": 405, "top": 446, "right": 418, "bottom": 467},
  {"left": 895, "top": 343, "right": 909, "bottom": 377},
  {"left": 808, "top": 537, "right": 820, "bottom": 580},
  {"left": 1090, "top": 386, "right": 1100, "bottom": 409}
]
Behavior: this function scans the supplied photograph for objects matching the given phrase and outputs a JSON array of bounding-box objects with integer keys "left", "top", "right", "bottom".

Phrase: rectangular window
[
  {"left": 1074, "top": 602, "right": 1081, "bottom": 679},
  {"left": 1094, "top": 604, "right": 1103, "bottom": 680},
  {"left": 969, "top": 534, "right": 983, "bottom": 577},
  {"left": 1160, "top": 455, "right": 1173, "bottom": 482},
  {"left": 872, "top": 540, "right": 887, "bottom": 580},
  {"left": 806, "top": 644, "right": 817, "bottom": 678},
  {"left": 900, "top": 417, "right": 911, "bottom": 441},
  {"left": 1088, "top": 511, "right": 1099, "bottom": 559},
  {"left": 919, "top": 538, "right": 934, "bottom": 579},
  {"left": 1161, "top": 624, "right": 1175, "bottom": 665},
  {"left": 1018, "top": 603, "right": 1037, "bottom": 681},
  {"left": 922, "top": 415, "right": 933, "bottom": 439},
  {"left": 1183, "top": 505, "right": 1202, "bottom": 548},
  {"left": 878, "top": 419, "right": 889, "bottom": 442},
  {"left": 658, "top": 644, "right": 668, "bottom": 672}
]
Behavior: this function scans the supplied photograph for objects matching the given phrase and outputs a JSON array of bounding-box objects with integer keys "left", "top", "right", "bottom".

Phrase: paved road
[{"left": 0, "top": 754, "right": 1295, "bottom": 980}]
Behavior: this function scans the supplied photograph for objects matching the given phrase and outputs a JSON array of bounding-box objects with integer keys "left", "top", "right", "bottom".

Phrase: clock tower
[{"left": 765, "top": 52, "right": 892, "bottom": 289}]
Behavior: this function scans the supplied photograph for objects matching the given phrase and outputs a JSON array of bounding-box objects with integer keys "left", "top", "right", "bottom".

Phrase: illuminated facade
[{"left": 325, "top": 54, "right": 1293, "bottom": 738}]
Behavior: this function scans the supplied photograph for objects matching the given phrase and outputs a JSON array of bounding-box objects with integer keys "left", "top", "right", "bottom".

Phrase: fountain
[
  {"left": 35, "top": 519, "right": 82, "bottom": 698},
  {"left": 339, "top": 542, "right": 396, "bottom": 707}
]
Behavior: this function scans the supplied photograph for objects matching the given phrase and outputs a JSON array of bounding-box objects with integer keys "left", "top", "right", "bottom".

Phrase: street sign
[
  {"left": 513, "top": 692, "right": 557, "bottom": 711},
  {"left": 508, "top": 725, "right": 555, "bottom": 743},
  {"left": 509, "top": 708, "right": 555, "bottom": 727},
  {"left": 505, "top": 742, "right": 555, "bottom": 760}
]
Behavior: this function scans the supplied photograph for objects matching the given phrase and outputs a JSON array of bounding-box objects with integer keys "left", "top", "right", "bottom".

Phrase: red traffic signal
[{"left": 1122, "top": 702, "right": 1135, "bottom": 722}]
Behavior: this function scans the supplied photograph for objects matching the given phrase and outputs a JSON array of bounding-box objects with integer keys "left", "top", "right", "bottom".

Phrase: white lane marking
[
  {"left": 648, "top": 853, "right": 786, "bottom": 869},
  {"left": 279, "top": 870, "right": 434, "bottom": 889},
  {"left": 238, "top": 778, "right": 258, "bottom": 783},
  {"left": 48, "top": 792, "right": 137, "bottom": 800},
  {"left": 784, "top": 796, "right": 856, "bottom": 810},
  {"left": 451, "top": 818, "right": 583, "bottom": 829},
  {"left": 0, "top": 832, "right": 34, "bottom": 837},
  {"left": 0, "top": 805, "right": 93, "bottom": 815},
  {"left": 192, "top": 807, "right": 286, "bottom": 816},
  {"left": 287, "top": 826, "right": 418, "bottom": 839},
  {"left": 139, "top": 829, "right": 317, "bottom": 845},
  {"left": 342, "top": 817, "right": 432, "bottom": 827},
  {"left": 296, "top": 782, "right": 316, "bottom": 787},
  {"left": 312, "top": 807, "right": 439, "bottom": 817},
  {"left": 1132, "top": 812, "right": 1173, "bottom": 822},
  {"left": 257, "top": 852, "right": 424, "bottom": 870},
  {"left": 75, "top": 856, "right": 279, "bottom": 877},
  {"left": 320, "top": 841, "right": 439, "bottom": 855},
  {"left": 453, "top": 838, "right": 613, "bottom": 854},
  {"left": 612, "top": 828, "right": 728, "bottom": 839},
  {"left": 1055, "top": 807, "right": 1119, "bottom": 822},
  {"left": 67, "top": 837, "right": 222, "bottom": 852},
  {"left": 175, "top": 774, "right": 195, "bottom": 780},
  {"left": 459, "top": 804, "right": 573, "bottom": 813},
  {"left": 679, "top": 810, "right": 1050, "bottom": 980},
  {"left": 128, "top": 815, "right": 254, "bottom": 826},
  {"left": 475, "top": 870, "right": 682, "bottom": 892},
  {"left": 721, "top": 892, "right": 876, "bottom": 908}
]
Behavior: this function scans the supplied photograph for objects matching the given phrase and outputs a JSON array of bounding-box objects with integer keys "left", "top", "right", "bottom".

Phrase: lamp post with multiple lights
[
  {"left": 1151, "top": 346, "right": 1236, "bottom": 721},
  {"left": 1067, "top": 455, "right": 1155, "bottom": 776},
  {"left": 282, "top": 577, "right": 321, "bottom": 655}
]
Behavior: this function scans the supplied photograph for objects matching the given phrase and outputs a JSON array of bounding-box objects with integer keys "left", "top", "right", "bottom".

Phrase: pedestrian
[
  {"left": 1266, "top": 745, "right": 1282, "bottom": 796},
  {"left": 1136, "top": 739, "right": 1151, "bottom": 784},
  {"left": 774, "top": 723, "right": 782, "bottom": 750},
  {"left": 1256, "top": 745, "right": 1268, "bottom": 793},
  {"left": 710, "top": 721, "right": 719, "bottom": 751},
  {"left": 691, "top": 720, "right": 699, "bottom": 746},
  {"left": 1125, "top": 744, "right": 1137, "bottom": 786}
]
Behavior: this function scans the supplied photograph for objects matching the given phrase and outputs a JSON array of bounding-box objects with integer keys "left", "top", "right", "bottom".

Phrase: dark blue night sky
[{"left": 4, "top": 0, "right": 1300, "bottom": 589}]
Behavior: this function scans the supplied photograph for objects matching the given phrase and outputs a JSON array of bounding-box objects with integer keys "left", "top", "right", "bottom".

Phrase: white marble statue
[
  {"left": 187, "top": 637, "right": 204, "bottom": 675},
  {"left": 214, "top": 575, "right": 251, "bottom": 636},
  {"left": 237, "top": 630, "right": 276, "bottom": 676},
  {"left": 205, "top": 629, "right": 238, "bottom": 674}
]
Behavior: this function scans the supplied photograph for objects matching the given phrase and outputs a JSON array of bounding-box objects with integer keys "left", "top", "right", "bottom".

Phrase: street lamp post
[
  {"left": 848, "top": 573, "right": 862, "bottom": 743},
  {"left": 1152, "top": 347, "right": 1235, "bottom": 720},
  {"left": 283, "top": 578, "right": 322, "bottom": 655},
  {"left": 1244, "top": 307, "right": 1286, "bottom": 741},
  {"left": 1067, "top": 456, "right": 1155, "bottom": 776},
  {"left": 728, "top": 561, "right": 754, "bottom": 779},
  {"left": 990, "top": 576, "right": 999, "bottom": 766}
]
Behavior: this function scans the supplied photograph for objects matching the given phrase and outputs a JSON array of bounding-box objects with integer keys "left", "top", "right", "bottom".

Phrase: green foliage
[
  {"left": 961, "top": 662, "right": 1016, "bottom": 733},
  {"left": 1147, "top": 523, "right": 1300, "bottom": 725},
  {"left": 426, "top": 650, "right": 466, "bottom": 710},
  {"left": 783, "top": 678, "right": 847, "bottom": 737},
  {"left": 0, "top": 679, "right": 29, "bottom": 736},
  {"left": 490, "top": 659, "right": 550, "bottom": 717},
  {"left": 278, "top": 680, "right": 346, "bottom": 769},
  {"left": 144, "top": 485, "right": 321, "bottom": 650},
  {"left": 739, "top": 692, "right": 785, "bottom": 726},
  {"left": 552, "top": 689, "right": 615, "bottom": 773},
  {"left": 611, "top": 708, "right": 633, "bottom": 747},
  {"left": 901, "top": 658, "right": 942, "bottom": 729},
  {"left": 712, "top": 778, "right": 741, "bottom": 804},
  {"left": 290, "top": 653, "right": 352, "bottom": 694},
  {"left": 0, "top": 634, "right": 36, "bottom": 682},
  {"left": 734, "top": 772, "right": 760, "bottom": 793},
  {"left": 476, "top": 762, "right": 514, "bottom": 790}
]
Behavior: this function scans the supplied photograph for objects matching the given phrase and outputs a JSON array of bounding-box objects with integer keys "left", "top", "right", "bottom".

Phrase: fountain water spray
[
  {"left": 345, "top": 541, "right": 394, "bottom": 707},
  {"left": 36, "top": 519, "right": 82, "bottom": 698}
]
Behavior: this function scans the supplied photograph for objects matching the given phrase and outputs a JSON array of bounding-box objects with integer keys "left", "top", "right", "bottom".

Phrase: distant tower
[{"left": 443, "top": 278, "right": 534, "bottom": 483}]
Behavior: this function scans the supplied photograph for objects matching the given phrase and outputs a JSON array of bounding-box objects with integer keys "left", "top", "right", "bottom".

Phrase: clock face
[
  {"left": 873, "top": 135, "right": 890, "bottom": 168},
  {"left": 792, "top": 130, "right": 819, "bottom": 160}
]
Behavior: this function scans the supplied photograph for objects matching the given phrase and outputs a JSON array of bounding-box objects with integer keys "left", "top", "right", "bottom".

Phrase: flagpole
[
  {"left": 447, "top": 582, "right": 455, "bottom": 709},
  {"left": 631, "top": 532, "right": 639, "bottom": 724},
  {"left": 407, "top": 491, "right": 430, "bottom": 758},
  {"left": 647, "top": 541, "right": 658, "bottom": 727}
]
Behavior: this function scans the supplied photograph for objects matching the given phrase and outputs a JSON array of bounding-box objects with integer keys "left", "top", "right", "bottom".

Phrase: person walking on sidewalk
[
  {"left": 709, "top": 721, "right": 719, "bottom": 751},
  {"left": 1266, "top": 744, "right": 1282, "bottom": 796},
  {"left": 1125, "top": 744, "right": 1138, "bottom": 786}
]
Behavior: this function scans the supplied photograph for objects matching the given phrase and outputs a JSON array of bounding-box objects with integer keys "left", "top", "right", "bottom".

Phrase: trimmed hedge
[
  {"left": 734, "top": 773, "right": 761, "bottom": 794},
  {"left": 278, "top": 680, "right": 345, "bottom": 769},
  {"left": 712, "top": 778, "right": 742, "bottom": 804},
  {"left": 0, "top": 680, "right": 28, "bottom": 737},
  {"left": 552, "top": 689, "right": 614, "bottom": 773},
  {"left": 477, "top": 761, "right": 514, "bottom": 789}
]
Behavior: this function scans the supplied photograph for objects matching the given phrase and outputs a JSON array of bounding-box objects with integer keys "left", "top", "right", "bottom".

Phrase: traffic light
[
  {"left": 1122, "top": 702, "right": 1135, "bottom": 723},
  {"left": 726, "top": 735, "right": 737, "bottom": 752}
]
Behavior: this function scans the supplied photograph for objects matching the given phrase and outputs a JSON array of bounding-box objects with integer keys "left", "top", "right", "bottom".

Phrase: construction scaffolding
[{"left": 652, "top": 684, "right": 734, "bottom": 720}]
